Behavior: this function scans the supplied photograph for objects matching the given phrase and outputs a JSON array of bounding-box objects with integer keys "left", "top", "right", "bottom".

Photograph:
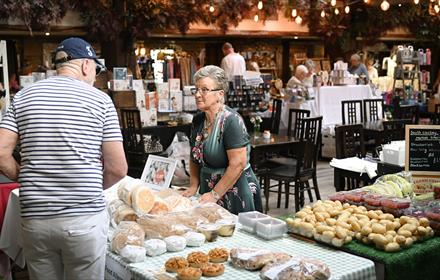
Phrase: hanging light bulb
[
  {"left": 398, "top": 3, "right": 402, "bottom": 6},
  {"left": 414, "top": 0, "right": 419, "bottom": 4},
  {"left": 345, "top": 5, "right": 350, "bottom": 13},
  {"left": 334, "top": 8, "right": 339, "bottom": 14},
  {"left": 257, "top": 1, "right": 263, "bottom": 10},
  {"left": 292, "top": 8, "right": 297, "bottom": 17},
  {"left": 363, "top": 0, "right": 369, "bottom": 3},
  {"left": 380, "top": 0, "right": 390, "bottom": 11},
  {"left": 435, "top": 4, "right": 440, "bottom": 13},
  {"left": 295, "top": 15, "right": 303, "bottom": 24},
  {"left": 331, "top": 0, "right": 337, "bottom": 6},
  {"left": 254, "top": 14, "right": 259, "bottom": 22},
  {"left": 321, "top": 10, "right": 326, "bottom": 17},
  {"left": 140, "top": 47, "right": 147, "bottom": 56},
  {"left": 135, "top": 48, "right": 139, "bottom": 56},
  {"left": 209, "top": 5, "right": 215, "bottom": 13}
]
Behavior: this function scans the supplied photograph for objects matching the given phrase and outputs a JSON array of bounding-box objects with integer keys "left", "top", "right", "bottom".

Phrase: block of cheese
[
  {"left": 118, "top": 178, "right": 142, "bottom": 205},
  {"left": 111, "top": 221, "right": 145, "bottom": 254},
  {"left": 131, "top": 185, "right": 156, "bottom": 215},
  {"left": 149, "top": 197, "right": 170, "bottom": 215},
  {"left": 144, "top": 239, "right": 167, "bottom": 257}
]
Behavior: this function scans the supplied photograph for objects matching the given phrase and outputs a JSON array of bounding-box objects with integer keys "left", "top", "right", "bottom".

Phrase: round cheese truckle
[
  {"left": 131, "top": 185, "right": 156, "bottom": 215},
  {"left": 149, "top": 197, "right": 171, "bottom": 215}
]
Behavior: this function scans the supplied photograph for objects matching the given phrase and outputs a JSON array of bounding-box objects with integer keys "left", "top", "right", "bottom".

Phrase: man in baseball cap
[{"left": 54, "top": 37, "right": 106, "bottom": 78}]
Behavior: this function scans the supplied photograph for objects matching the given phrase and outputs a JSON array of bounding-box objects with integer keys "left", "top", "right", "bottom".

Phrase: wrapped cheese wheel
[
  {"left": 164, "top": 195, "right": 192, "bottom": 212},
  {"left": 131, "top": 185, "right": 156, "bottom": 215},
  {"left": 108, "top": 199, "right": 125, "bottom": 218},
  {"left": 164, "top": 235, "right": 187, "bottom": 252},
  {"left": 114, "top": 204, "right": 137, "bottom": 224},
  {"left": 118, "top": 178, "right": 142, "bottom": 205},
  {"left": 149, "top": 198, "right": 170, "bottom": 215},
  {"left": 111, "top": 221, "right": 145, "bottom": 254},
  {"left": 144, "top": 239, "right": 167, "bottom": 257}
]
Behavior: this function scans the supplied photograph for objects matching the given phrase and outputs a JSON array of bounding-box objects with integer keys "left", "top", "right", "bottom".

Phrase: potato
[
  {"left": 406, "top": 218, "right": 420, "bottom": 227},
  {"left": 331, "top": 237, "right": 344, "bottom": 247},
  {"left": 385, "top": 221, "right": 396, "bottom": 231},
  {"left": 404, "top": 237, "right": 414, "bottom": 248},
  {"left": 398, "top": 229, "right": 412, "bottom": 238},
  {"left": 392, "top": 221, "right": 401, "bottom": 230},
  {"left": 335, "top": 226, "right": 348, "bottom": 239},
  {"left": 313, "top": 232, "right": 322, "bottom": 241},
  {"left": 385, "top": 234, "right": 394, "bottom": 243},
  {"left": 374, "top": 210, "right": 384, "bottom": 216},
  {"left": 336, "top": 221, "right": 351, "bottom": 230},
  {"left": 372, "top": 234, "right": 388, "bottom": 248},
  {"left": 368, "top": 233, "right": 377, "bottom": 240},
  {"left": 345, "top": 235, "right": 353, "bottom": 243},
  {"left": 419, "top": 218, "right": 430, "bottom": 227},
  {"left": 417, "top": 226, "right": 428, "bottom": 236},
  {"left": 427, "top": 226, "right": 434, "bottom": 237},
  {"left": 372, "top": 224, "right": 387, "bottom": 234},
  {"left": 362, "top": 236, "right": 370, "bottom": 244},
  {"left": 329, "top": 209, "right": 341, "bottom": 217},
  {"left": 321, "top": 230, "right": 336, "bottom": 243},
  {"left": 315, "top": 212, "right": 326, "bottom": 222},
  {"left": 349, "top": 220, "right": 361, "bottom": 232},
  {"left": 385, "top": 242, "right": 400, "bottom": 252},
  {"left": 316, "top": 225, "right": 334, "bottom": 234},
  {"left": 355, "top": 232, "right": 362, "bottom": 240},
  {"left": 394, "top": 235, "right": 406, "bottom": 245},
  {"left": 379, "top": 213, "right": 394, "bottom": 221},
  {"left": 361, "top": 225, "right": 373, "bottom": 236},
  {"left": 305, "top": 215, "right": 317, "bottom": 223},
  {"left": 343, "top": 203, "right": 351, "bottom": 209},
  {"left": 296, "top": 211, "right": 308, "bottom": 219},
  {"left": 367, "top": 211, "right": 379, "bottom": 220},
  {"left": 299, "top": 222, "right": 314, "bottom": 232},
  {"left": 325, "top": 218, "right": 337, "bottom": 226},
  {"left": 357, "top": 206, "right": 368, "bottom": 212},
  {"left": 358, "top": 219, "right": 369, "bottom": 229},
  {"left": 399, "top": 216, "right": 410, "bottom": 225},
  {"left": 386, "top": 230, "right": 397, "bottom": 237},
  {"left": 313, "top": 206, "right": 326, "bottom": 213},
  {"left": 355, "top": 214, "right": 370, "bottom": 221},
  {"left": 370, "top": 219, "right": 379, "bottom": 224}
]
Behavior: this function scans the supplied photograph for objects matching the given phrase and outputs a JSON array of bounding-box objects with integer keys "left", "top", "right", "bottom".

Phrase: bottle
[{"left": 426, "top": 48, "right": 431, "bottom": 65}]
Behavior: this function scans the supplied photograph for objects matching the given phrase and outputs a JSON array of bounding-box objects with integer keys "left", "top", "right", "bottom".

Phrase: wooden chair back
[
  {"left": 382, "top": 119, "right": 412, "bottom": 143},
  {"left": 363, "top": 98, "right": 385, "bottom": 122},
  {"left": 397, "top": 104, "right": 419, "bottom": 124},
  {"left": 287, "top": 108, "right": 310, "bottom": 138},
  {"left": 335, "top": 124, "right": 365, "bottom": 159},
  {"left": 341, "top": 100, "right": 363, "bottom": 124},
  {"left": 270, "top": 99, "right": 283, "bottom": 134}
]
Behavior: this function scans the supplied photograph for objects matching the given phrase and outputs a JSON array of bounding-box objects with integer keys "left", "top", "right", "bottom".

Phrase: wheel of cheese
[
  {"left": 111, "top": 221, "right": 145, "bottom": 253},
  {"left": 115, "top": 204, "right": 137, "bottom": 224},
  {"left": 149, "top": 198, "right": 170, "bottom": 215},
  {"left": 164, "top": 195, "right": 192, "bottom": 212},
  {"left": 118, "top": 178, "right": 142, "bottom": 205},
  {"left": 131, "top": 185, "right": 156, "bottom": 215}
]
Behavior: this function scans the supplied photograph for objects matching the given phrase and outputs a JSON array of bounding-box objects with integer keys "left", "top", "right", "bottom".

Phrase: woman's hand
[
  {"left": 181, "top": 186, "right": 198, "bottom": 197},
  {"left": 198, "top": 192, "right": 217, "bottom": 204}
]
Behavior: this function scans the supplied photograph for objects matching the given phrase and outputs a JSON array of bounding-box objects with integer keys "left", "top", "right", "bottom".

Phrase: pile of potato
[{"left": 286, "top": 200, "right": 434, "bottom": 252}]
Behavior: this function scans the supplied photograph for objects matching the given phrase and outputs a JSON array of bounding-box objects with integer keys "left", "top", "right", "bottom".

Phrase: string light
[
  {"left": 45, "top": 32, "right": 50, "bottom": 36},
  {"left": 363, "top": 0, "right": 369, "bottom": 3},
  {"left": 334, "top": 8, "right": 340, "bottom": 14},
  {"left": 345, "top": 5, "right": 350, "bottom": 13},
  {"left": 257, "top": 1, "right": 263, "bottom": 10},
  {"left": 254, "top": 14, "right": 259, "bottom": 22},
  {"left": 435, "top": 4, "right": 440, "bottom": 13},
  {"left": 380, "top": 0, "right": 390, "bottom": 11},
  {"left": 398, "top": 3, "right": 402, "bottom": 6},
  {"left": 140, "top": 47, "right": 146, "bottom": 56},
  {"left": 295, "top": 15, "right": 303, "bottom": 24},
  {"left": 321, "top": 10, "right": 326, "bottom": 17},
  {"left": 414, "top": 0, "right": 419, "bottom": 4},
  {"left": 135, "top": 48, "right": 139, "bottom": 56},
  {"left": 209, "top": 5, "right": 215, "bottom": 13},
  {"left": 331, "top": 0, "right": 337, "bottom": 6},
  {"left": 292, "top": 8, "right": 297, "bottom": 17}
]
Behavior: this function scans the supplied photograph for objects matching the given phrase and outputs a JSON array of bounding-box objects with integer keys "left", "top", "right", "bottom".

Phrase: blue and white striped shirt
[{"left": 0, "top": 76, "right": 122, "bottom": 218}]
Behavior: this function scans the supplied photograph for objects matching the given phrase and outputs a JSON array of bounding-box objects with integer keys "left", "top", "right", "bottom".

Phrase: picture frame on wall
[{"left": 140, "top": 155, "right": 177, "bottom": 191}]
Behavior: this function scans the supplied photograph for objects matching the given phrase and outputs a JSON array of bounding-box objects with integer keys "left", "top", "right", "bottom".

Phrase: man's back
[
  {"left": 1, "top": 76, "right": 122, "bottom": 218},
  {"left": 221, "top": 53, "right": 246, "bottom": 81}
]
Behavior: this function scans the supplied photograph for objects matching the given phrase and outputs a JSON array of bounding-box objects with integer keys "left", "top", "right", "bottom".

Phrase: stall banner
[{"left": 170, "top": 90, "right": 183, "bottom": 112}]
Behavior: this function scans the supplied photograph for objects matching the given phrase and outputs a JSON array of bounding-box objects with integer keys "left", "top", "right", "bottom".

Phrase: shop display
[
  {"left": 201, "top": 263, "right": 225, "bottom": 277},
  {"left": 230, "top": 248, "right": 291, "bottom": 271},
  {"left": 259, "top": 257, "right": 330, "bottom": 280},
  {"left": 165, "top": 257, "right": 189, "bottom": 273},
  {"left": 176, "top": 267, "right": 202, "bottom": 280},
  {"left": 164, "top": 235, "right": 187, "bottom": 252},
  {"left": 144, "top": 239, "right": 167, "bottom": 257},
  {"left": 187, "top": 251, "right": 209, "bottom": 268},
  {"left": 111, "top": 221, "right": 145, "bottom": 254},
  {"left": 207, "top": 248, "right": 229, "bottom": 263}
]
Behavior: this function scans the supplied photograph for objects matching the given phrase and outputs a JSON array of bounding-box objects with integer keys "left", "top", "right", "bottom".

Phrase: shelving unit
[
  {"left": 226, "top": 83, "right": 270, "bottom": 114},
  {"left": 0, "top": 40, "right": 9, "bottom": 119}
]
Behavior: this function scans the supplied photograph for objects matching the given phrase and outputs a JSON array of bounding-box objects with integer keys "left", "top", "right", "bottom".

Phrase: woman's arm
[
  {"left": 181, "top": 160, "right": 200, "bottom": 197},
  {"left": 199, "top": 147, "right": 247, "bottom": 203}
]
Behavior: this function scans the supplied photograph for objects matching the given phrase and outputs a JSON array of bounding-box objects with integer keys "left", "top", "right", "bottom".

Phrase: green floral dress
[{"left": 190, "top": 106, "right": 263, "bottom": 214}]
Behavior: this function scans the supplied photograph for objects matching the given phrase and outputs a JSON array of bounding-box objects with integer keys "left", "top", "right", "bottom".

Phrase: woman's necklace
[{"left": 202, "top": 106, "right": 223, "bottom": 139}]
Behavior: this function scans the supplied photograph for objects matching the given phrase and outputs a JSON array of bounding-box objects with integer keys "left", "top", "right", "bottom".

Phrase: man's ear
[{"left": 81, "top": 60, "right": 89, "bottom": 76}]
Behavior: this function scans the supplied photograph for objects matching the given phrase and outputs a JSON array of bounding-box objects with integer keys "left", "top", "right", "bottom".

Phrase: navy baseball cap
[{"left": 55, "top": 37, "right": 106, "bottom": 74}]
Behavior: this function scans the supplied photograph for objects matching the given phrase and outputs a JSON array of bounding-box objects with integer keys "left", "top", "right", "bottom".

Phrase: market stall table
[{"left": 105, "top": 225, "right": 376, "bottom": 280}]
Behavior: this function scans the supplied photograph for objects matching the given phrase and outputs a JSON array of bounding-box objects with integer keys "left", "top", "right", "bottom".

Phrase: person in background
[
  {"left": 287, "top": 64, "right": 309, "bottom": 88},
  {"left": 9, "top": 73, "right": 20, "bottom": 93},
  {"left": 366, "top": 57, "right": 378, "bottom": 80},
  {"left": 247, "top": 53, "right": 260, "bottom": 72},
  {"left": 348, "top": 53, "right": 369, "bottom": 83},
  {"left": 220, "top": 42, "right": 246, "bottom": 81},
  {"left": 303, "top": 59, "right": 316, "bottom": 87},
  {"left": 0, "top": 37, "right": 127, "bottom": 280},
  {"left": 182, "top": 65, "right": 262, "bottom": 214}
]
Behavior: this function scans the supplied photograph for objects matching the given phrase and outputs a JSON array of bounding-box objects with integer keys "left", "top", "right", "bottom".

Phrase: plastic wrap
[
  {"left": 230, "top": 248, "right": 291, "bottom": 271},
  {"left": 119, "top": 245, "right": 146, "bottom": 263},
  {"left": 144, "top": 239, "right": 167, "bottom": 257},
  {"left": 111, "top": 221, "right": 145, "bottom": 254},
  {"left": 238, "top": 211, "right": 270, "bottom": 233},
  {"left": 255, "top": 218, "right": 287, "bottom": 240},
  {"left": 260, "top": 256, "right": 331, "bottom": 280},
  {"left": 164, "top": 235, "right": 187, "bottom": 252},
  {"left": 371, "top": 172, "right": 414, "bottom": 198}
]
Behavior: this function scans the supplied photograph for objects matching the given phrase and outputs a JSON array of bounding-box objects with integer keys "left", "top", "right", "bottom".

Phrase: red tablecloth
[{"left": 0, "top": 183, "right": 19, "bottom": 231}]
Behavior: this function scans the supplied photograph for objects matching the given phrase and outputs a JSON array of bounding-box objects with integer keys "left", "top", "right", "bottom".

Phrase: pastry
[
  {"left": 144, "top": 239, "right": 167, "bottom": 257},
  {"left": 201, "top": 263, "right": 225, "bottom": 277},
  {"left": 131, "top": 185, "right": 156, "bottom": 215},
  {"left": 187, "top": 251, "right": 209, "bottom": 268},
  {"left": 208, "top": 248, "right": 229, "bottom": 263},
  {"left": 184, "top": 232, "right": 205, "bottom": 247},
  {"left": 176, "top": 267, "right": 202, "bottom": 280},
  {"left": 164, "top": 235, "right": 187, "bottom": 252},
  {"left": 165, "top": 257, "right": 189, "bottom": 273}
]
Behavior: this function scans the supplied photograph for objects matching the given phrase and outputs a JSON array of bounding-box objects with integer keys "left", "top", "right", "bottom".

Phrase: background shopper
[{"left": 220, "top": 42, "right": 246, "bottom": 81}]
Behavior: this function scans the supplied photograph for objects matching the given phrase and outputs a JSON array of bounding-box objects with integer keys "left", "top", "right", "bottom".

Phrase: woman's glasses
[{"left": 191, "top": 87, "right": 223, "bottom": 95}]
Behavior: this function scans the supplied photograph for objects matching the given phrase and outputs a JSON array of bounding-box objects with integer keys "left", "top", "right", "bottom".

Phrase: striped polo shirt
[{"left": 0, "top": 76, "right": 122, "bottom": 218}]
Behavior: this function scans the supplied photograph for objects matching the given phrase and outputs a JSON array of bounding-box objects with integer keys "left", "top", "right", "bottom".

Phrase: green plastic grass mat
[{"left": 277, "top": 215, "right": 440, "bottom": 280}]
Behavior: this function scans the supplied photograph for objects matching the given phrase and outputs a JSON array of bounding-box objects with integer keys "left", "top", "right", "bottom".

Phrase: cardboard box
[{"left": 428, "top": 97, "right": 440, "bottom": 113}]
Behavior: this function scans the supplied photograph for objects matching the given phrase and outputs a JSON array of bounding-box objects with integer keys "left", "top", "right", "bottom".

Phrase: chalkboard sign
[{"left": 405, "top": 125, "right": 440, "bottom": 176}]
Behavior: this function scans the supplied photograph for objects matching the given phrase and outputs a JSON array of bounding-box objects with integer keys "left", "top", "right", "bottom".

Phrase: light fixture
[
  {"left": 295, "top": 15, "right": 302, "bottom": 24},
  {"left": 294, "top": 36, "right": 299, "bottom": 39},
  {"left": 135, "top": 48, "right": 139, "bottom": 56},
  {"left": 321, "top": 10, "right": 326, "bottom": 17},
  {"left": 380, "top": 0, "right": 390, "bottom": 11},
  {"left": 345, "top": 5, "right": 350, "bottom": 13},
  {"left": 140, "top": 47, "right": 147, "bottom": 56},
  {"left": 209, "top": 5, "right": 215, "bottom": 13},
  {"left": 292, "top": 8, "right": 297, "bottom": 17},
  {"left": 257, "top": 1, "right": 263, "bottom": 10},
  {"left": 398, "top": 3, "right": 402, "bottom": 6},
  {"left": 435, "top": 4, "right": 440, "bottom": 13},
  {"left": 331, "top": 0, "right": 337, "bottom": 6},
  {"left": 414, "top": 0, "right": 419, "bottom": 4},
  {"left": 335, "top": 7, "right": 339, "bottom": 14},
  {"left": 254, "top": 14, "right": 259, "bottom": 22},
  {"left": 363, "top": 0, "right": 369, "bottom": 3},
  {"left": 45, "top": 32, "right": 50, "bottom": 36}
]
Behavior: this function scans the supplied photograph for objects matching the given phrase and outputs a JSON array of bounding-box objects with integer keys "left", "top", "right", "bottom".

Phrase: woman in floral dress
[{"left": 182, "top": 65, "right": 262, "bottom": 214}]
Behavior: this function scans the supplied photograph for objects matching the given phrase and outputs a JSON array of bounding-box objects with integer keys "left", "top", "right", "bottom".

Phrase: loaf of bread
[
  {"left": 111, "top": 221, "right": 145, "bottom": 254},
  {"left": 230, "top": 248, "right": 291, "bottom": 271},
  {"left": 131, "top": 185, "right": 156, "bottom": 215},
  {"left": 260, "top": 257, "right": 331, "bottom": 280}
]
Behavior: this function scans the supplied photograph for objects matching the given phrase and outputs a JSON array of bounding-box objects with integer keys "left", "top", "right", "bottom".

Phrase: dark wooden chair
[
  {"left": 381, "top": 119, "right": 412, "bottom": 144},
  {"left": 363, "top": 98, "right": 385, "bottom": 122},
  {"left": 342, "top": 100, "right": 363, "bottom": 125},
  {"left": 287, "top": 108, "right": 311, "bottom": 138},
  {"left": 435, "top": 104, "right": 440, "bottom": 114},
  {"left": 333, "top": 124, "right": 372, "bottom": 191},
  {"left": 397, "top": 104, "right": 419, "bottom": 124},
  {"left": 270, "top": 99, "right": 283, "bottom": 134}
]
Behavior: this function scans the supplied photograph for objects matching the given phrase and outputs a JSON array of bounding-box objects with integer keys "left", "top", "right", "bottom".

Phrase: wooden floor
[{"left": 264, "top": 159, "right": 336, "bottom": 217}]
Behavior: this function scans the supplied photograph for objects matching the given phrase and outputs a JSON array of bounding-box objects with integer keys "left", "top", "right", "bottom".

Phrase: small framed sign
[{"left": 140, "top": 155, "right": 177, "bottom": 191}]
